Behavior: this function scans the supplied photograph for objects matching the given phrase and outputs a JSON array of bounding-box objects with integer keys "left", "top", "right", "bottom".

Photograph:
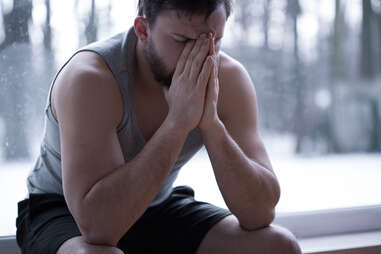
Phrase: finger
[
  {"left": 209, "top": 34, "right": 218, "bottom": 77},
  {"left": 208, "top": 56, "right": 216, "bottom": 85},
  {"left": 209, "top": 55, "right": 219, "bottom": 85},
  {"left": 213, "top": 55, "right": 218, "bottom": 78},
  {"left": 197, "top": 56, "right": 213, "bottom": 90},
  {"left": 209, "top": 33, "right": 215, "bottom": 56},
  {"left": 189, "top": 37, "right": 211, "bottom": 81},
  {"left": 174, "top": 40, "right": 196, "bottom": 77},
  {"left": 183, "top": 34, "right": 207, "bottom": 77},
  {"left": 206, "top": 56, "right": 219, "bottom": 101}
]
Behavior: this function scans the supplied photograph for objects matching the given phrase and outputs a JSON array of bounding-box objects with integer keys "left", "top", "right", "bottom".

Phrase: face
[{"left": 143, "top": 4, "right": 227, "bottom": 88}]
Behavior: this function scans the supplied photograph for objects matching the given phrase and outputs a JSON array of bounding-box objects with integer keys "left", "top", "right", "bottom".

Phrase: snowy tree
[{"left": 0, "top": 0, "right": 33, "bottom": 161}]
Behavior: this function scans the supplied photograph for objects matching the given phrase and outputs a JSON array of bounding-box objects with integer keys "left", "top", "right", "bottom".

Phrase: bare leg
[
  {"left": 57, "top": 236, "right": 125, "bottom": 254},
  {"left": 196, "top": 215, "right": 302, "bottom": 254}
]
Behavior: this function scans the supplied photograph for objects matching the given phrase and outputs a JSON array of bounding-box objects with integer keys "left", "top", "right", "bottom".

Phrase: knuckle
[
  {"left": 181, "top": 73, "right": 189, "bottom": 80},
  {"left": 199, "top": 72, "right": 207, "bottom": 83},
  {"left": 180, "top": 73, "right": 190, "bottom": 82},
  {"left": 178, "top": 56, "right": 186, "bottom": 65},
  {"left": 184, "top": 47, "right": 192, "bottom": 56},
  {"left": 188, "top": 54, "right": 195, "bottom": 63},
  {"left": 181, "top": 47, "right": 191, "bottom": 59},
  {"left": 177, "top": 73, "right": 185, "bottom": 81},
  {"left": 195, "top": 40, "right": 203, "bottom": 50},
  {"left": 193, "top": 59, "right": 202, "bottom": 67}
]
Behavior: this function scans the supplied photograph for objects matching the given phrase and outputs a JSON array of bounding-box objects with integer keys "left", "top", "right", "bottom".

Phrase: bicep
[
  {"left": 219, "top": 61, "right": 273, "bottom": 172},
  {"left": 54, "top": 63, "right": 124, "bottom": 212}
]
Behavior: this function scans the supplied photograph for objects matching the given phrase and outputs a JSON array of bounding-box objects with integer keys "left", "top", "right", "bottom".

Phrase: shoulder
[
  {"left": 56, "top": 51, "right": 116, "bottom": 92},
  {"left": 52, "top": 51, "right": 123, "bottom": 128},
  {"left": 217, "top": 51, "right": 257, "bottom": 121},
  {"left": 218, "top": 51, "right": 252, "bottom": 84}
]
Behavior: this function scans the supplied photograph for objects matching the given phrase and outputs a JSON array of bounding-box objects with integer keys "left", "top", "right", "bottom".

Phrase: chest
[{"left": 133, "top": 88, "right": 168, "bottom": 142}]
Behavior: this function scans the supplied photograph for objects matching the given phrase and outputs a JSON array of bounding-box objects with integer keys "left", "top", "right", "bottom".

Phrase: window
[{"left": 1, "top": 0, "right": 380, "bottom": 240}]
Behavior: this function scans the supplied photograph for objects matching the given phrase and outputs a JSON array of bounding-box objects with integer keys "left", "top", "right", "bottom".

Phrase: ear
[{"left": 134, "top": 17, "right": 149, "bottom": 42}]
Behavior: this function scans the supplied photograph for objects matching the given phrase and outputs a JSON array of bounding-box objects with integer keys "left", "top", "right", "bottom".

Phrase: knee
[
  {"left": 268, "top": 225, "right": 302, "bottom": 254},
  {"left": 81, "top": 247, "right": 125, "bottom": 254},
  {"left": 79, "top": 246, "right": 125, "bottom": 254},
  {"left": 58, "top": 236, "right": 126, "bottom": 254}
]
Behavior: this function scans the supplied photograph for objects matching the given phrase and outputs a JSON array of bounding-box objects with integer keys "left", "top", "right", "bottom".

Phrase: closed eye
[
  {"left": 173, "top": 37, "right": 222, "bottom": 44},
  {"left": 173, "top": 38, "right": 191, "bottom": 44}
]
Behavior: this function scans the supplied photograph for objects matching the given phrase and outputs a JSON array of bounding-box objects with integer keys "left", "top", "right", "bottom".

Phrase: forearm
[
  {"left": 201, "top": 121, "right": 280, "bottom": 230},
  {"left": 79, "top": 117, "right": 188, "bottom": 245}
]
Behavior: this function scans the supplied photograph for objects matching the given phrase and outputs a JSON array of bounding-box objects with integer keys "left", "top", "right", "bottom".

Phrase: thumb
[{"left": 162, "top": 87, "right": 170, "bottom": 102}]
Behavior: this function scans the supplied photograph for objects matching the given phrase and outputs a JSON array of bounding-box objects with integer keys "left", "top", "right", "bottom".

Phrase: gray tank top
[{"left": 26, "top": 28, "right": 204, "bottom": 207}]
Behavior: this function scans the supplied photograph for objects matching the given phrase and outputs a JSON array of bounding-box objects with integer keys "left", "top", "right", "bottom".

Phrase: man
[{"left": 16, "top": 0, "right": 302, "bottom": 253}]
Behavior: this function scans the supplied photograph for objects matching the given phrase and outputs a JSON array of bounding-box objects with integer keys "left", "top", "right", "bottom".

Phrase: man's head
[{"left": 134, "top": 0, "right": 232, "bottom": 88}]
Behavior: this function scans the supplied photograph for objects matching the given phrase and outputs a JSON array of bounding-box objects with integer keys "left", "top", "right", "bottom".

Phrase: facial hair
[{"left": 144, "top": 38, "right": 174, "bottom": 88}]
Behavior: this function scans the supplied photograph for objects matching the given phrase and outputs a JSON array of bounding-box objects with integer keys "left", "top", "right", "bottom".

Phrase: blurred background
[{"left": 0, "top": 0, "right": 380, "bottom": 236}]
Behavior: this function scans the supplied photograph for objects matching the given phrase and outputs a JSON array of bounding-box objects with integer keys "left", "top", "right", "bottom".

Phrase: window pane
[
  {"left": 1, "top": 0, "right": 380, "bottom": 237},
  {"left": 0, "top": 0, "right": 139, "bottom": 236}
]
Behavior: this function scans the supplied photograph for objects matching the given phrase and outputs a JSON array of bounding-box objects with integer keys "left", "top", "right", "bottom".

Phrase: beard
[{"left": 143, "top": 38, "right": 174, "bottom": 88}]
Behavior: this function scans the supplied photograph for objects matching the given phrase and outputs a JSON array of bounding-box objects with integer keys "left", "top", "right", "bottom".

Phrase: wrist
[
  {"left": 163, "top": 116, "right": 191, "bottom": 139},
  {"left": 200, "top": 118, "right": 226, "bottom": 141}
]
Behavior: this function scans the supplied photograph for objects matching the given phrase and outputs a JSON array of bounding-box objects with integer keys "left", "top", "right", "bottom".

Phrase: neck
[{"left": 134, "top": 39, "right": 162, "bottom": 92}]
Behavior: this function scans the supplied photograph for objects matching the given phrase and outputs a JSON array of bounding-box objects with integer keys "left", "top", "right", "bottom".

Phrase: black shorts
[{"left": 16, "top": 185, "right": 232, "bottom": 254}]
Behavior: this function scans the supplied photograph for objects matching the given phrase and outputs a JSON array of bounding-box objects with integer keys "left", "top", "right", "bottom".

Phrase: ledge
[
  {"left": 1, "top": 231, "right": 381, "bottom": 254},
  {"left": 298, "top": 230, "right": 381, "bottom": 254},
  {"left": 274, "top": 205, "right": 381, "bottom": 238},
  {"left": 0, "top": 236, "right": 20, "bottom": 254}
]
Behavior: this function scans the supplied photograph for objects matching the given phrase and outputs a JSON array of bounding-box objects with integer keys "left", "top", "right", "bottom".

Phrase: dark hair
[{"left": 138, "top": 0, "right": 232, "bottom": 26}]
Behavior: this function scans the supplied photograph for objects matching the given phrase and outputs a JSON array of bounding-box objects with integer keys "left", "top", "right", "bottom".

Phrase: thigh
[
  {"left": 16, "top": 194, "right": 82, "bottom": 254},
  {"left": 17, "top": 194, "right": 125, "bottom": 254},
  {"left": 196, "top": 215, "right": 301, "bottom": 254},
  {"left": 117, "top": 185, "right": 232, "bottom": 254}
]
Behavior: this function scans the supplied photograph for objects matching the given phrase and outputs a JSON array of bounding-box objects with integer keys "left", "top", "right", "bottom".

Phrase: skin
[
  {"left": 52, "top": 3, "right": 302, "bottom": 254},
  {"left": 136, "top": 8, "right": 225, "bottom": 89}
]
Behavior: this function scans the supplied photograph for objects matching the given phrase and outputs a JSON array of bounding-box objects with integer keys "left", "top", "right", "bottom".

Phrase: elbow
[
  {"left": 71, "top": 201, "right": 121, "bottom": 247},
  {"left": 274, "top": 178, "right": 281, "bottom": 206},
  {"left": 238, "top": 208, "right": 275, "bottom": 231},
  {"left": 269, "top": 173, "right": 281, "bottom": 207},
  {"left": 80, "top": 227, "right": 119, "bottom": 247},
  {"left": 66, "top": 185, "right": 129, "bottom": 246},
  {"left": 238, "top": 175, "right": 280, "bottom": 231},
  {"left": 76, "top": 213, "right": 122, "bottom": 247},
  {"left": 75, "top": 212, "right": 122, "bottom": 247}
]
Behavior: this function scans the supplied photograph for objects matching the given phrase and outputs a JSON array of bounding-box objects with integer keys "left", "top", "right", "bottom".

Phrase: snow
[
  {"left": 176, "top": 149, "right": 381, "bottom": 212},
  {"left": 1, "top": 148, "right": 380, "bottom": 236},
  {"left": 0, "top": 162, "right": 30, "bottom": 236}
]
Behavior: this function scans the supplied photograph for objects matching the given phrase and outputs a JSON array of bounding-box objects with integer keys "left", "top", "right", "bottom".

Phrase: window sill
[
  {"left": 1, "top": 232, "right": 381, "bottom": 254},
  {"left": 298, "top": 230, "right": 381, "bottom": 254},
  {"left": 273, "top": 204, "right": 381, "bottom": 238},
  {"left": 0, "top": 236, "right": 20, "bottom": 254}
]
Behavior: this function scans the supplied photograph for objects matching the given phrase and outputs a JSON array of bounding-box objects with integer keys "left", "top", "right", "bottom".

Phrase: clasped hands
[{"left": 163, "top": 33, "right": 220, "bottom": 134}]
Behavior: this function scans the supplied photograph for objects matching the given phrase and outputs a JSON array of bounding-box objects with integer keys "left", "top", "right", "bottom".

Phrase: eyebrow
[{"left": 172, "top": 33, "right": 223, "bottom": 40}]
